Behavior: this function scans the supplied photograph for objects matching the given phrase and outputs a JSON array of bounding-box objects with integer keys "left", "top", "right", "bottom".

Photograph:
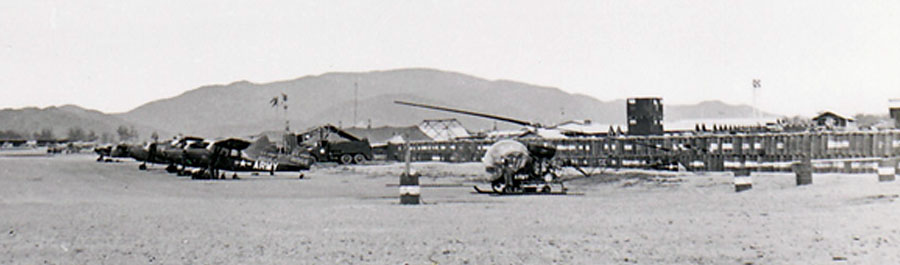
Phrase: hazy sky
[{"left": 2, "top": 0, "right": 899, "bottom": 116}]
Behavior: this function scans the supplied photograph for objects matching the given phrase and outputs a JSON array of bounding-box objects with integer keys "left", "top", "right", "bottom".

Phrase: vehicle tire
[
  {"left": 139, "top": 164, "right": 147, "bottom": 170},
  {"left": 541, "top": 185, "right": 552, "bottom": 193},
  {"left": 353, "top": 153, "right": 366, "bottom": 164},
  {"left": 340, "top": 154, "right": 353, "bottom": 165}
]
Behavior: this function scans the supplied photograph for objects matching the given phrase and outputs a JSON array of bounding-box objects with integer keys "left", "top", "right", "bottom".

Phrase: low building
[
  {"left": 417, "top": 119, "right": 470, "bottom": 141},
  {"left": 554, "top": 120, "right": 615, "bottom": 137},
  {"left": 812, "top": 111, "right": 855, "bottom": 129},
  {"left": 890, "top": 99, "right": 900, "bottom": 129},
  {"left": 343, "top": 125, "right": 433, "bottom": 161},
  {"left": 342, "top": 126, "right": 431, "bottom": 147}
]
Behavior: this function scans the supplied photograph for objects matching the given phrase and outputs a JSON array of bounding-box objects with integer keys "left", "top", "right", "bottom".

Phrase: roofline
[{"left": 814, "top": 111, "right": 855, "bottom": 121}]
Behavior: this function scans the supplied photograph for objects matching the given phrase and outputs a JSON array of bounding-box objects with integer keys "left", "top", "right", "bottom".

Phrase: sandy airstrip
[{"left": 1, "top": 154, "right": 898, "bottom": 264}]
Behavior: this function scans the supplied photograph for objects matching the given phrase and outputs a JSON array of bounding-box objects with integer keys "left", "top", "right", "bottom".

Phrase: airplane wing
[
  {"left": 182, "top": 136, "right": 204, "bottom": 142},
  {"left": 213, "top": 138, "right": 252, "bottom": 150}
]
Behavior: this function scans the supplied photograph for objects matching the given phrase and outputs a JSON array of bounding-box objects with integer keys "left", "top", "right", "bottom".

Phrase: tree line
[{"left": 1, "top": 125, "right": 147, "bottom": 143}]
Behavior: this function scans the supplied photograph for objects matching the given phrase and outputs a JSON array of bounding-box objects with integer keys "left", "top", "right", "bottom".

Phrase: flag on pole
[{"left": 270, "top": 96, "right": 279, "bottom": 107}]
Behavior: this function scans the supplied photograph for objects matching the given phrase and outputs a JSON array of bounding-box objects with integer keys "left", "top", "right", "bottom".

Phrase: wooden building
[{"left": 812, "top": 111, "right": 854, "bottom": 129}]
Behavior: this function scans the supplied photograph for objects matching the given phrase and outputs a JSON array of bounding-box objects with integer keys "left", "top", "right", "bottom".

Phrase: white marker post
[
  {"left": 877, "top": 158, "right": 896, "bottom": 182},
  {"left": 733, "top": 169, "right": 752, "bottom": 192},
  {"left": 793, "top": 156, "right": 813, "bottom": 186},
  {"left": 400, "top": 139, "right": 419, "bottom": 205}
]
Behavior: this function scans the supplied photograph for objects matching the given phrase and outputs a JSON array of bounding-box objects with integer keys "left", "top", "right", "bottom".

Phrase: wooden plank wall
[{"left": 384, "top": 130, "right": 900, "bottom": 173}]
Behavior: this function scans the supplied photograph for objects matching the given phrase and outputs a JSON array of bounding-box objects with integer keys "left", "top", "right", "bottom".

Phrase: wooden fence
[{"left": 384, "top": 130, "right": 900, "bottom": 173}]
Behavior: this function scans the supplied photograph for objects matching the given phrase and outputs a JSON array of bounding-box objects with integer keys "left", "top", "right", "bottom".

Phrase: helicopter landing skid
[{"left": 471, "top": 186, "right": 579, "bottom": 196}]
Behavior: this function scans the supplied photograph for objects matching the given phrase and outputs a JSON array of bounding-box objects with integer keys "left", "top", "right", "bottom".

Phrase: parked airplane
[
  {"left": 103, "top": 135, "right": 313, "bottom": 179},
  {"left": 183, "top": 136, "right": 313, "bottom": 179}
]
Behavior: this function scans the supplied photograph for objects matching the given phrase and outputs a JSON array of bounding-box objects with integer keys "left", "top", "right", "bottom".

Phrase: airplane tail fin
[{"left": 244, "top": 135, "right": 277, "bottom": 158}]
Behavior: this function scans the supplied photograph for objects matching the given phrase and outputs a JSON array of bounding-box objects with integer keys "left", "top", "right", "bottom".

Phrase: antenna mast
[
  {"left": 752, "top": 79, "right": 761, "bottom": 121},
  {"left": 270, "top": 93, "right": 290, "bottom": 153},
  {"left": 353, "top": 82, "right": 358, "bottom": 128},
  {"left": 284, "top": 94, "right": 289, "bottom": 132}
]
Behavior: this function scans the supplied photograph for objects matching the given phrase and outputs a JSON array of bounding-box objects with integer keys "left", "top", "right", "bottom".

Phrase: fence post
[
  {"left": 400, "top": 140, "right": 420, "bottom": 205},
  {"left": 734, "top": 168, "right": 752, "bottom": 192},
  {"left": 793, "top": 156, "right": 813, "bottom": 186},
  {"left": 878, "top": 157, "right": 896, "bottom": 182}
]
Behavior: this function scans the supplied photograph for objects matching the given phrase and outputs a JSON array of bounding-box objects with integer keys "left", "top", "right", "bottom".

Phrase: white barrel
[
  {"left": 733, "top": 169, "right": 752, "bottom": 192},
  {"left": 399, "top": 172, "right": 420, "bottom": 205},
  {"left": 878, "top": 158, "right": 896, "bottom": 182},
  {"left": 399, "top": 185, "right": 420, "bottom": 196}
]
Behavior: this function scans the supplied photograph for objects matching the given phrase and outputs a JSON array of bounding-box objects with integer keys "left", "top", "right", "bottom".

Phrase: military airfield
[
  {"left": 2, "top": 152, "right": 899, "bottom": 264},
  {"left": 5, "top": 2, "right": 900, "bottom": 264}
]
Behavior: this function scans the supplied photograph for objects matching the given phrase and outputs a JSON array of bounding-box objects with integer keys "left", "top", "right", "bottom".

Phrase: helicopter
[
  {"left": 394, "top": 100, "right": 703, "bottom": 194},
  {"left": 395, "top": 100, "right": 569, "bottom": 194}
]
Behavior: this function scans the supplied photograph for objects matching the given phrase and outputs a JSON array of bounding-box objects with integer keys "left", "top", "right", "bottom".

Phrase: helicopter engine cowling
[{"left": 481, "top": 140, "right": 531, "bottom": 182}]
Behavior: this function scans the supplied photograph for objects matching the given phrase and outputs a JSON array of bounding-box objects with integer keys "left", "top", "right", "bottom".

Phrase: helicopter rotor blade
[{"left": 394, "top": 100, "right": 539, "bottom": 128}]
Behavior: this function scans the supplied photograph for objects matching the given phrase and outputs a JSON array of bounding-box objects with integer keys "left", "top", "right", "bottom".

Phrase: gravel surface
[{"left": 1, "top": 155, "right": 898, "bottom": 264}]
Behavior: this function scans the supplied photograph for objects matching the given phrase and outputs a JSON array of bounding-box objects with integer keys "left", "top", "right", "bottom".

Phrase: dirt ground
[{"left": 1, "top": 154, "right": 898, "bottom": 264}]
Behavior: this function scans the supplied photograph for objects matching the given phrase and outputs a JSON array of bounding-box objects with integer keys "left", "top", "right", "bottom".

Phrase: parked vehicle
[{"left": 298, "top": 125, "right": 373, "bottom": 164}]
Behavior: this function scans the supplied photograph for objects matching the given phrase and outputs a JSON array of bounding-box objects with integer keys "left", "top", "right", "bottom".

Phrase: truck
[{"left": 297, "top": 125, "right": 373, "bottom": 164}]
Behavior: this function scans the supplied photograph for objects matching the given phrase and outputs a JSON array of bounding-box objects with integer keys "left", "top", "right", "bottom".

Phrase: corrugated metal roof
[
  {"left": 417, "top": 119, "right": 470, "bottom": 141},
  {"left": 343, "top": 126, "right": 432, "bottom": 146}
]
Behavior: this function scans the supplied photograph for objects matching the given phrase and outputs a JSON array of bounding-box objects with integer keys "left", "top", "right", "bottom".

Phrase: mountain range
[
  {"left": 0, "top": 105, "right": 161, "bottom": 140},
  {"left": 1, "top": 68, "right": 776, "bottom": 140}
]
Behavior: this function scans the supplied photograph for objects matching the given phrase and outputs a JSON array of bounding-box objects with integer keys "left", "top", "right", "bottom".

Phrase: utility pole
[
  {"left": 283, "top": 93, "right": 289, "bottom": 132},
  {"left": 270, "top": 93, "right": 290, "bottom": 153},
  {"left": 752, "top": 79, "right": 761, "bottom": 121},
  {"left": 353, "top": 82, "right": 358, "bottom": 128}
]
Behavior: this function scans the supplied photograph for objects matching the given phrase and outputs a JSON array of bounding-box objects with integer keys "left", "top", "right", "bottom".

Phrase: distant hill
[
  {"left": 116, "top": 68, "right": 777, "bottom": 137},
  {"left": 0, "top": 68, "right": 777, "bottom": 139},
  {"left": 665, "top": 100, "right": 771, "bottom": 120},
  {"left": 0, "top": 105, "right": 163, "bottom": 141}
]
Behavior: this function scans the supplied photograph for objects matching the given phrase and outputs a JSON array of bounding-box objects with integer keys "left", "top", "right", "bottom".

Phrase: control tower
[{"left": 627, "top": 97, "right": 664, "bottom": 135}]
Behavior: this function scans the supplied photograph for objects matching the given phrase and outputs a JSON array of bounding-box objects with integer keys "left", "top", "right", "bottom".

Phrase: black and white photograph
[{"left": 2, "top": 1, "right": 900, "bottom": 264}]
